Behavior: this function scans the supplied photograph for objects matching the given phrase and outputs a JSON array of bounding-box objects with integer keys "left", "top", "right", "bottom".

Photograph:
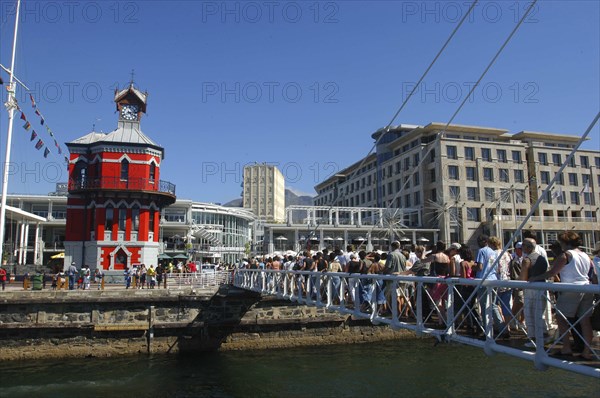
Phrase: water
[{"left": 0, "top": 340, "right": 596, "bottom": 398}]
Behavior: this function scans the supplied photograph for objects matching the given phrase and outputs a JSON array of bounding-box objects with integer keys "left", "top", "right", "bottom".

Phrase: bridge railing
[
  {"left": 166, "top": 271, "right": 231, "bottom": 289},
  {"left": 234, "top": 269, "right": 600, "bottom": 378}
]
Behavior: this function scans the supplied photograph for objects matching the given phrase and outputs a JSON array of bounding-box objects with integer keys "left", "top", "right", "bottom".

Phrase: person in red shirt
[{"left": 0, "top": 266, "right": 6, "bottom": 290}]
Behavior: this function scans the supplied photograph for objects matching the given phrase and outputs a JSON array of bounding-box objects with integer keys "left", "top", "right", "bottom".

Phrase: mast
[{"left": 0, "top": 0, "right": 22, "bottom": 265}]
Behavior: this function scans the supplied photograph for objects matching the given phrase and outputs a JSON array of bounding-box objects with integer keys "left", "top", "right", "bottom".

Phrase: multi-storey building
[
  {"left": 242, "top": 164, "right": 285, "bottom": 222},
  {"left": 314, "top": 123, "right": 599, "bottom": 248}
]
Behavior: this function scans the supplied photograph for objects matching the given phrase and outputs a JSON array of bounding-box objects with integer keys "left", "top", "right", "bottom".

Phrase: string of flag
[{"left": 16, "top": 93, "right": 69, "bottom": 164}]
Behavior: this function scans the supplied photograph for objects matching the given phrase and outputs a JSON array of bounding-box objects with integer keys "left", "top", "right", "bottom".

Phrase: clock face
[{"left": 121, "top": 104, "right": 139, "bottom": 121}]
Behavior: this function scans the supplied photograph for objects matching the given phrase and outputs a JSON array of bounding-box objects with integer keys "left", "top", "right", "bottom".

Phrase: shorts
[{"left": 556, "top": 291, "right": 594, "bottom": 318}]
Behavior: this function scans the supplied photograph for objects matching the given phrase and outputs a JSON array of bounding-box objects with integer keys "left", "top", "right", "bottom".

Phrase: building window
[
  {"left": 482, "top": 148, "right": 491, "bottom": 162},
  {"left": 466, "top": 167, "right": 476, "bottom": 181},
  {"left": 430, "top": 169, "right": 436, "bottom": 182},
  {"left": 467, "top": 207, "right": 480, "bottom": 221},
  {"left": 429, "top": 149, "right": 436, "bottom": 163},
  {"left": 105, "top": 205, "right": 113, "bottom": 230},
  {"left": 447, "top": 145, "right": 457, "bottom": 159},
  {"left": 570, "top": 191, "right": 580, "bottom": 205},
  {"left": 516, "top": 189, "right": 526, "bottom": 203},
  {"left": 497, "top": 149, "right": 507, "bottom": 163},
  {"left": 511, "top": 150, "right": 522, "bottom": 164},
  {"left": 464, "top": 147, "right": 474, "bottom": 161},
  {"left": 132, "top": 206, "right": 140, "bottom": 231},
  {"left": 149, "top": 163, "right": 156, "bottom": 182},
  {"left": 75, "top": 161, "right": 87, "bottom": 187},
  {"left": 414, "top": 192, "right": 421, "bottom": 205},
  {"left": 580, "top": 156, "right": 589, "bottom": 168},
  {"left": 568, "top": 173, "right": 578, "bottom": 186},
  {"left": 431, "top": 189, "right": 437, "bottom": 202},
  {"left": 557, "top": 172, "right": 564, "bottom": 185},
  {"left": 568, "top": 156, "right": 575, "bottom": 167},
  {"left": 582, "top": 174, "right": 590, "bottom": 185},
  {"left": 538, "top": 152, "right": 548, "bottom": 165},
  {"left": 500, "top": 189, "right": 511, "bottom": 203},
  {"left": 499, "top": 169, "right": 509, "bottom": 183},
  {"left": 449, "top": 186, "right": 460, "bottom": 200},
  {"left": 540, "top": 171, "right": 550, "bottom": 184},
  {"left": 413, "top": 153, "right": 420, "bottom": 165},
  {"left": 405, "top": 194, "right": 411, "bottom": 207},
  {"left": 120, "top": 159, "right": 129, "bottom": 180},
  {"left": 149, "top": 209, "right": 155, "bottom": 233},
  {"left": 448, "top": 165, "right": 459, "bottom": 180},
  {"left": 542, "top": 191, "right": 552, "bottom": 204},
  {"left": 413, "top": 172, "right": 420, "bottom": 186},
  {"left": 118, "top": 205, "right": 127, "bottom": 231},
  {"left": 595, "top": 157, "right": 600, "bottom": 168},
  {"left": 485, "top": 188, "right": 495, "bottom": 202},
  {"left": 583, "top": 192, "right": 592, "bottom": 205},
  {"left": 552, "top": 153, "right": 561, "bottom": 166},
  {"left": 467, "top": 187, "right": 479, "bottom": 201},
  {"left": 483, "top": 168, "right": 494, "bottom": 182},
  {"left": 404, "top": 158, "right": 410, "bottom": 171},
  {"left": 514, "top": 170, "right": 524, "bottom": 183}
]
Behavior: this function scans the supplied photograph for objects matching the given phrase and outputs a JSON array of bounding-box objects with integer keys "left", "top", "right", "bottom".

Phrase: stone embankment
[{"left": 0, "top": 286, "right": 414, "bottom": 361}]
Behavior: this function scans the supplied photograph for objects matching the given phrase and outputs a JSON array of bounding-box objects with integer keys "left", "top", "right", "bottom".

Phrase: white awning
[{"left": 2, "top": 205, "right": 46, "bottom": 223}]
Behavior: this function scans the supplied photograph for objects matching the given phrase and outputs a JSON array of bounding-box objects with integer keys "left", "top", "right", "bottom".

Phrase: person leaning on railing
[
  {"left": 519, "top": 238, "right": 550, "bottom": 347},
  {"left": 529, "top": 231, "right": 595, "bottom": 360}
]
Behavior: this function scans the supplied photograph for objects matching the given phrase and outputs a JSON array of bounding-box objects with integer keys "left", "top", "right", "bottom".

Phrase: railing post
[
  {"left": 296, "top": 273, "right": 304, "bottom": 304},
  {"left": 370, "top": 276, "right": 378, "bottom": 322},
  {"left": 391, "top": 280, "right": 398, "bottom": 325},
  {"left": 353, "top": 277, "right": 360, "bottom": 316},
  {"left": 315, "top": 272, "right": 322, "bottom": 306},
  {"left": 534, "top": 287, "right": 549, "bottom": 371},
  {"left": 326, "top": 275, "right": 333, "bottom": 308},
  {"left": 446, "top": 279, "right": 455, "bottom": 337},
  {"left": 416, "top": 281, "right": 423, "bottom": 336}
]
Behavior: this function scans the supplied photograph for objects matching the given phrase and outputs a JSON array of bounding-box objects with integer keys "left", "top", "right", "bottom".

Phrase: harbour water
[{"left": 0, "top": 339, "right": 595, "bottom": 398}]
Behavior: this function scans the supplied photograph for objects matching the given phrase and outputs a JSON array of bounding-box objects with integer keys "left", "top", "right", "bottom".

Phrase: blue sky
[{"left": 0, "top": 0, "right": 598, "bottom": 204}]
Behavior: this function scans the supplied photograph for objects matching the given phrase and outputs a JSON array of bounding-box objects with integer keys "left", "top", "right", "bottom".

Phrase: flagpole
[{"left": 0, "top": 0, "right": 22, "bottom": 267}]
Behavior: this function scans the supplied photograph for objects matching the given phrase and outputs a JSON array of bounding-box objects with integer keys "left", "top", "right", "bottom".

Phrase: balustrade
[{"left": 234, "top": 269, "right": 600, "bottom": 378}]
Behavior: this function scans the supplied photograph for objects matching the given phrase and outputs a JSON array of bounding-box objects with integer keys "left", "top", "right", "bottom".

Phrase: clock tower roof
[{"left": 114, "top": 83, "right": 148, "bottom": 115}]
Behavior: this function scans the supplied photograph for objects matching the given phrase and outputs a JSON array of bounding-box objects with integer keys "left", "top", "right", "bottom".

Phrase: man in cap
[{"left": 67, "top": 261, "right": 78, "bottom": 290}]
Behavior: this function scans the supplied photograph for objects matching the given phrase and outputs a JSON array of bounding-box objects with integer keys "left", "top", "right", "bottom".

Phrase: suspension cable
[{"left": 301, "top": 0, "right": 480, "bottom": 250}]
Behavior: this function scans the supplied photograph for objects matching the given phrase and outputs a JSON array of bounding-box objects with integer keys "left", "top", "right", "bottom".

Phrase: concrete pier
[{"left": 0, "top": 286, "right": 412, "bottom": 361}]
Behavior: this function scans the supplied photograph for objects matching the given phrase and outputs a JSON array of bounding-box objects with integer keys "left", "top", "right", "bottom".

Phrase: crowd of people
[{"left": 240, "top": 230, "right": 599, "bottom": 359}]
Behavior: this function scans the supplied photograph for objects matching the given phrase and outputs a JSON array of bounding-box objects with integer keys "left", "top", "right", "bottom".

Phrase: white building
[
  {"left": 314, "top": 123, "right": 600, "bottom": 248},
  {"left": 242, "top": 164, "right": 285, "bottom": 223}
]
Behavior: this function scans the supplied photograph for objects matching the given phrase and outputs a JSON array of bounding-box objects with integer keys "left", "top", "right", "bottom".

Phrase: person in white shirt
[{"left": 448, "top": 243, "right": 462, "bottom": 277}]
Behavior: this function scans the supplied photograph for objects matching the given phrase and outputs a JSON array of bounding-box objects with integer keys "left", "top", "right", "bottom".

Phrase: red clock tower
[{"left": 64, "top": 83, "right": 176, "bottom": 270}]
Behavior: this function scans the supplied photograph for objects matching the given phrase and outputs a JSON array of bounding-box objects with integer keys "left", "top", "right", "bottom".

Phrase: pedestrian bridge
[{"left": 233, "top": 269, "right": 600, "bottom": 378}]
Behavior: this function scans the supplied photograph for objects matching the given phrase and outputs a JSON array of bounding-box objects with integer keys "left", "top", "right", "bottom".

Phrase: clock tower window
[
  {"left": 120, "top": 159, "right": 129, "bottom": 181},
  {"left": 149, "top": 163, "right": 156, "bottom": 182}
]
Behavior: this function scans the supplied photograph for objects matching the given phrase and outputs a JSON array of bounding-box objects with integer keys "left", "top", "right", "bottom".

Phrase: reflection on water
[{"left": 0, "top": 340, "right": 595, "bottom": 398}]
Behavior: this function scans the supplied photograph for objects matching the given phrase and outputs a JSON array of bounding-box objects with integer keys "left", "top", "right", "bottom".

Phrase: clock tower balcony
[{"left": 68, "top": 176, "right": 176, "bottom": 205}]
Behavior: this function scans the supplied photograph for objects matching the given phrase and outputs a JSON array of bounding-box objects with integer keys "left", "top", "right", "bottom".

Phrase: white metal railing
[
  {"left": 168, "top": 271, "right": 232, "bottom": 289},
  {"left": 233, "top": 269, "right": 600, "bottom": 378}
]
